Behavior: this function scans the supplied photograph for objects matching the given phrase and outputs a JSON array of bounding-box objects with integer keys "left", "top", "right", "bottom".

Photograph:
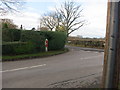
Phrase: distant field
[
  {"left": 67, "top": 37, "right": 105, "bottom": 41},
  {"left": 67, "top": 37, "right": 105, "bottom": 49}
]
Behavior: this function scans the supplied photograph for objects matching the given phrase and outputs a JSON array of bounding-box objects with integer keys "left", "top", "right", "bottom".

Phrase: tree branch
[{"left": 68, "top": 23, "right": 84, "bottom": 35}]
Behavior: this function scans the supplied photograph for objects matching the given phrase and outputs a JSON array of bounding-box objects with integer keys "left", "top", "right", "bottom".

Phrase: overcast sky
[{"left": 0, "top": 0, "right": 108, "bottom": 38}]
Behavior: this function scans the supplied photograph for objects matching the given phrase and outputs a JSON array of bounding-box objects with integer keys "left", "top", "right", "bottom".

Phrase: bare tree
[
  {"left": 40, "top": 27, "right": 49, "bottom": 31},
  {"left": 40, "top": 12, "right": 56, "bottom": 31},
  {"left": 40, "top": 12, "right": 62, "bottom": 31},
  {"left": 57, "top": 1, "right": 85, "bottom": 37},
  {"left": 1, "top": 19, "right": 18, "bottom": 29},
  {"left": 39, "top": 1, "right": 85, "bottom": 35},
  {"left": 0, "top": 0, "right": 25, "bottom": 15}
]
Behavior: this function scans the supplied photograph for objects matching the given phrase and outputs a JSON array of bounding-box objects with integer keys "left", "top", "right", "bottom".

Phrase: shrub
[
  {"left": 12, "top": 29, "right": 21, "bottom": 41},
  {"left": 39, "top": 31, "right": 67, "bottom": 50},
  {"left": 2, "top": 42, "right": 14, "bottom": 55},
  {"left": 2, "top": 30, "right": 67, "bottom": 55},
  {"left": 20, "top": 30, "right": 46, "bottom": 52},
  {"left": 2, "top": 29, "right": 21, "bottom": 42},
  {"left": 2, "top": 23, "right": 8, "bottom": 29},
  {"left": 2, "top": 29, "right": 13, "bottom": 42},
  {"left": 14, "top": 42, "right": 35, "bottom": 54},
  {"left": 2, "top": 42, "right": 35, "bottom": 55},
  {"left": 21, "top": 30, "right": 67, "bottom": 51}
]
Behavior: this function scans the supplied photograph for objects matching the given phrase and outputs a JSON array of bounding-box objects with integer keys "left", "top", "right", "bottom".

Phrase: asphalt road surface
[{"left": 2, "top": 46, "right": 104, "bottom": 88}]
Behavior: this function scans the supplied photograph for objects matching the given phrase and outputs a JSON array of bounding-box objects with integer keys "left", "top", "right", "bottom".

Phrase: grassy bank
[{"left": 2, "top": 48, "right": 69, "bottom": 61}]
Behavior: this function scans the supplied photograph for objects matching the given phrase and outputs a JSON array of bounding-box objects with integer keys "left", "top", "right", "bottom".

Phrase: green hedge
[
  {"left": 2, "top": 29, "right": 67, "bottom": 55},
  {"left": 2, "top": 29, "right": 21, "bottom": 42},
  {"left": 21, "top": 30, "right": 67, "bottom": 51},
  {"left": 2, "top": 42, "right": 35, "bottom": 55},
  {"left": 38, "top": 31, "right": 67, "bottom": 50},
  {"left": 20, "top": 30, "right": 46, "bottom": 52}
]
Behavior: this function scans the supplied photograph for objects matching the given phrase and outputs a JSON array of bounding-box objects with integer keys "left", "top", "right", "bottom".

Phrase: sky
[{"left": 0, "top": 0, "right": 108, "bottom": 38}]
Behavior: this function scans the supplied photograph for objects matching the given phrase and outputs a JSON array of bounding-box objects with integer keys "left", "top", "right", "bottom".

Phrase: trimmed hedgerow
[
  {"left": 21, "top": 30, "right": 67, "bottom": 51},
  {"left": 2, "top": 42, "right": 35, "bottom": 55},
  {"left": 38, "top": 31, "right": 67, "bottom": 51},
  {"left": 2, "top": 29, "right": 67, "bottom": 55},
  {"left": 2, "top": 29, "right": 21, "bottom": 42},
  {"left": 20, "top": 30, "right": 46, "bottom": 52}
]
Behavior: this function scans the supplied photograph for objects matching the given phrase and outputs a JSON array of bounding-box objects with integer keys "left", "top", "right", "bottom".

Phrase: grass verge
[{"left": 2, "top": 48, "right": 69, "bottom": 61}]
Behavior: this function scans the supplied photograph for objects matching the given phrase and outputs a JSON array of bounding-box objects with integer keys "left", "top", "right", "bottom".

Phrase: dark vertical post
[
  {"left": 102, "top": 1, "right": 120, "bottom": 88},
  {"left": 113, "top": 1, "right": 120, "bottom": 88},
  {"left": 20, "top": 25, "right": 23, "bottom": 30}
]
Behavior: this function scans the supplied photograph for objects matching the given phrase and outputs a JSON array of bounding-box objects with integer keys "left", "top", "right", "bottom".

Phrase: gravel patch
[{"left": 48, "top": 73, "right": 102, "bottom": 88}]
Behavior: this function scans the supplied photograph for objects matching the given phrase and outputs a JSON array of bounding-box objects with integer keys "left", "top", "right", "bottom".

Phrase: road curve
[{"left": 2, "top": 46, "right": 104, "bottom": 88}]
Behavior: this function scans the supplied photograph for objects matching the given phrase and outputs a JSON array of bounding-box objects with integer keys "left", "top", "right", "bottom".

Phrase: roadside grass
[{"left": 2, "top": 48, "right": 69, "bottom": 61}]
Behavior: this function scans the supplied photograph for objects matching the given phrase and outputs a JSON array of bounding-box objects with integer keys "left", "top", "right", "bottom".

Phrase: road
[{"left": 2, "top": 46, "right": 104, "bottom": 88}]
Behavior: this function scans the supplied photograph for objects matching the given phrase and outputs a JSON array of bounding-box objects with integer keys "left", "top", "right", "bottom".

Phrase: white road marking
[
  {"left": 86, "top": 51, "right": 91, "bottom": 52},
  {"left": 94, "top": 52, "right": 99, "bottom": 53},
  {"left": 80, "top": 55, "right": 102, "bottom": 60},
  {"left": 0, "top": 64, "right": 46, "bottom": 73}
]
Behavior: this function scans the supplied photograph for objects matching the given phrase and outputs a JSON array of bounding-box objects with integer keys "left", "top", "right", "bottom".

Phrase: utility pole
[{"left": 102, "top": 1, "right": 120, "bottom": 88}]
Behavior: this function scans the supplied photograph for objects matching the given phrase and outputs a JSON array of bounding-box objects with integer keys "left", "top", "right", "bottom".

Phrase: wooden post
[
  {"left": 102, "top": 1, "right": 120, "bottom": 88},
  {"left": 113, "top": 2, "right": 120, "bottom": 88},
  {"left": 102, "top": 1, "right": 111, "bottom": 88}
]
